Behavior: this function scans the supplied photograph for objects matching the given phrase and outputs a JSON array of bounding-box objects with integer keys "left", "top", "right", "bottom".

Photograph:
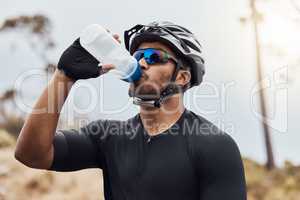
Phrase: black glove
[{"left": 57, "top": 38, "right": 102, "bottom": 81}]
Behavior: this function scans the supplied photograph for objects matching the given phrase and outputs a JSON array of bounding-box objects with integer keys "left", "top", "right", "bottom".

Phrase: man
[{"left": 15, "top": 21, "right": 247, "bottom": 199}]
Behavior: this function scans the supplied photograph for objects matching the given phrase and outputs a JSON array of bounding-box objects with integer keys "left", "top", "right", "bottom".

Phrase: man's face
[{"left": 128, "top": 42, "right": 177, "bottom": 100}]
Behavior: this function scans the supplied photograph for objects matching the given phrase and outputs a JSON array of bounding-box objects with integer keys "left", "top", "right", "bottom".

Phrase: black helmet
[{"left": 124, "top": 21, "right": 205, "bottom": 88}]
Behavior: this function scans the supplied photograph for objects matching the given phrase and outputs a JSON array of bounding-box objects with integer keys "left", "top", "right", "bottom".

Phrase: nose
[{"left": 139, "top": 58, "right": 150, "bottom": 71}]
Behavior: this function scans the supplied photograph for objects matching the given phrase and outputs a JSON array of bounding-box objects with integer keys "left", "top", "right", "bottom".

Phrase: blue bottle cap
[{"left": 121, "top": 63, "right": 142, "bottom": 82}]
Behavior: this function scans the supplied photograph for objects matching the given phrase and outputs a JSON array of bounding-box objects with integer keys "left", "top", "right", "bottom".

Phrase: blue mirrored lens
[
  {"left": 133, "top": 48, "right": 164, "bottom": 65},
  {"left": 144, "top": 49, "right": 161, "bottom": 64},
  {"left": 133, "top": 51, "right": 144, "bottom": 61}
]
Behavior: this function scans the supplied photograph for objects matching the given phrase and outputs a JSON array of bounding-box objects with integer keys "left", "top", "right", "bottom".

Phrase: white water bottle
[{"left": 79, "top": 24, "right": 142, "bottom": 82}]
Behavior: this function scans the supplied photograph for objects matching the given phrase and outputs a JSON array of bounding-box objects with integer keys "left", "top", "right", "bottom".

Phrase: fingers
[
  {"left": 99, "top": 64, "right": 115, "bottom": 75},
  {"left": 113, "top": 34, "right": 121, "bottom": 44},
  {"left": 102, "top": 63, "right": 115, "bottom": 70},
  {"left": 105, "top": 28, "right": 121, "bottom": 44}
]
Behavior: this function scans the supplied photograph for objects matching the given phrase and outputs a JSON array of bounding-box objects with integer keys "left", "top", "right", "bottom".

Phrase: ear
[{"left": 176, "top": 70, "right": 191, "bottom": 87}]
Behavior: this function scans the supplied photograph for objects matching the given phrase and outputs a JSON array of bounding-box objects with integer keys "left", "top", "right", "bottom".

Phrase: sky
[{"left": 0, "top": 0, "right": 300, "bottom": 166}]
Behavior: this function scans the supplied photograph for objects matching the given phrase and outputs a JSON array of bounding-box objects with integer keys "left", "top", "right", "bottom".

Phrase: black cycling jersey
[{"left": 49, "top": 109, "right": 247, "bottom": 200}]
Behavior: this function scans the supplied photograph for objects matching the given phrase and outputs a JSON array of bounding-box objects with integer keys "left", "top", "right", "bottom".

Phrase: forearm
[{"left": 15, "top": 70, "right": 74, "bottom": 167}]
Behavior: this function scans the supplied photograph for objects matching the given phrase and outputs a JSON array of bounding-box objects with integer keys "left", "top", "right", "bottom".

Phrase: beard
[{"left": 128, "top": 74, "right": 163, "bottom": 100}]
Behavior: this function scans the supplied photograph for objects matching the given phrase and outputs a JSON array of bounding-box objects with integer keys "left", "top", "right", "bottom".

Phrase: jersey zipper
[{"left": 147, "top": 135, "right": 152, "bottom": 143}]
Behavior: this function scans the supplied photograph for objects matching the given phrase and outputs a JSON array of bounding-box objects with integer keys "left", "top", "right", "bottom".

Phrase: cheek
[{"left": 149, "top": 65, "right": 173, "bottom": 83}]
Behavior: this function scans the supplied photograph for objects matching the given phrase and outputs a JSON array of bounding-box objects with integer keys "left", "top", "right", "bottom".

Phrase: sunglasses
[{"left": 132, "top": 48, "right": 178, "bottom": 65}]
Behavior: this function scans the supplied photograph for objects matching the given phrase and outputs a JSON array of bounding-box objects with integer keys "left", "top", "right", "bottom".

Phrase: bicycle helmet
[{"left": 124, "top": 21, "right": 205, "bottom": 107}]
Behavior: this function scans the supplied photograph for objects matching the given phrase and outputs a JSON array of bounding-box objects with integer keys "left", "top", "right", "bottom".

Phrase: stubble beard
[{"left": 128, "top": 75, "right": 163, "bottom": 100}]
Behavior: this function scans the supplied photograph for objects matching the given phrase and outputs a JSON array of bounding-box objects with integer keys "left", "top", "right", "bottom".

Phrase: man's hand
[{"left": 57, "top": 33, "right": 120, "bottom": 81}]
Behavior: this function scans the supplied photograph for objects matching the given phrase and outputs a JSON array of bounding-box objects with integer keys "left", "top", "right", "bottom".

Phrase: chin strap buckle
[{"left": 133, "top": 98, "right": 156, "bottom": 107}]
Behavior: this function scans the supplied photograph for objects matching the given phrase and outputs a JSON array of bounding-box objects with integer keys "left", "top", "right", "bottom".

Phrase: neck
[{"left": 139, "top": 94, "right": 185, "bottom": 136}]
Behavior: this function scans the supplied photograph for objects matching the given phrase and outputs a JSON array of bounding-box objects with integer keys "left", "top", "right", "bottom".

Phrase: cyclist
[{"left": 15, "top": 21, "right": 247, "bottom": 200}]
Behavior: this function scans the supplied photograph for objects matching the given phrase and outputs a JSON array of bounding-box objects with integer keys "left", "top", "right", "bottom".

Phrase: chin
[{"left": 128, "top": 82, "right": 161, "bottom": 100}]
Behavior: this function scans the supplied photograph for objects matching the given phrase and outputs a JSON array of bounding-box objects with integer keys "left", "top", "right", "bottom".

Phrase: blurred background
[{"left": 0, "top": 0, "right": 299, "bottom": 199}]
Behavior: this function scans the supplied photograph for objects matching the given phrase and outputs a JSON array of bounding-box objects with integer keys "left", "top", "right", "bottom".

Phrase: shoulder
[
  {"left": 183, "top": 111, "right": 247, "bottom": 198},
  {"left": 183, "top": 110, "right": 241, "bottom": 159},
  {"left": 182, "top": 109, "right": 225, "bottom": 136}
]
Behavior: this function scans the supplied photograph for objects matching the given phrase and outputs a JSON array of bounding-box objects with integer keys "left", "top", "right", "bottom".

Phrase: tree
[
  {"left": 0, "top": 14, "right": 56, "bottom": 73},
  {"left": 0, "top": 14, "right": 56, "bottom": 135},
  {"left": 240, "top": 0, "right": 276, "bottom": 170}
]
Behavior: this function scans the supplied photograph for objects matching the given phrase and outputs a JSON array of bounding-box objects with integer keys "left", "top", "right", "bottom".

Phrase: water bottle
[{"left": 79, "top": 24, "right": 142, "bottom": 82}]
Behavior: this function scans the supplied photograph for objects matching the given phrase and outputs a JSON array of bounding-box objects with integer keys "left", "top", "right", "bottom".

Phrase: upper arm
[
  {"left": 48, "top": 120, "right": 107, "bottom": 172},
  {"left": 194, "top": 134, "right": 247, "bottom": 200}
]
